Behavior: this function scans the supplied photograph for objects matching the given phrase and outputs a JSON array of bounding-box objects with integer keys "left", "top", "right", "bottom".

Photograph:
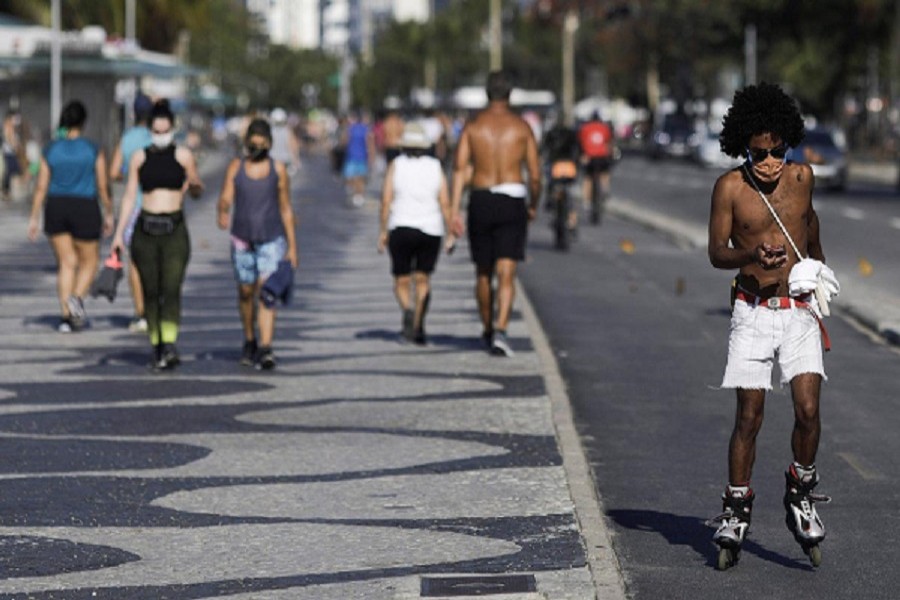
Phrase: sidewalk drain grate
[{"left": 420, "top": 574, "right": 536, "bottom": 596}]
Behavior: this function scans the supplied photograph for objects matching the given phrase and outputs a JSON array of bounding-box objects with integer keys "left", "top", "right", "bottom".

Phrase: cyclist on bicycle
[
  {"left": 542, "top": 120, "right": 580, "bottom": 236},
  {"left": 578, "top": 111, "right": 615, "bottom": 224}
]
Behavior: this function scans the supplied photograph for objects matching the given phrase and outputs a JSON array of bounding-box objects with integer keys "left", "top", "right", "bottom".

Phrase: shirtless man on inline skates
[{"left": 707, "top": 82, "right": 834, "bottom": 569}]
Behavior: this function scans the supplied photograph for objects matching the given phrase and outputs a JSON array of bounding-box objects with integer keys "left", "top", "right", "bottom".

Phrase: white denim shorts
[{"left": 721, "top": 298, "right": 826, "bottom": 390}]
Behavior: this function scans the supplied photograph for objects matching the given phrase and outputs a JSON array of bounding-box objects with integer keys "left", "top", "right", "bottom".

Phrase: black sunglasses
[{"left": 746, "top": 145, "right": 788, "bottom": 163}]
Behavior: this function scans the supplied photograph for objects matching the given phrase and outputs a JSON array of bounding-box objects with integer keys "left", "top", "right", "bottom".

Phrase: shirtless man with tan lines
[
  {"left": 707, "top": 82, "right": 836, "bottom": 569},
  {"left": 450, "top": 71, "right": 541, "bottom": 356}
]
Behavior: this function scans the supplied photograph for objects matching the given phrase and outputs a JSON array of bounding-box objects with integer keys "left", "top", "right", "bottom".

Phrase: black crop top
[{"left": 139, "top": 145, "right": 186, "bottom": 192}]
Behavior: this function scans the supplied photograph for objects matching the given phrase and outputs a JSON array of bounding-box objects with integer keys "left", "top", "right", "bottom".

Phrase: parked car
[
  {"left": 649, "top": 114, "right": 700, "bottom": 160},
  {"left": 792, "top": 127, "right": 848, "bottom": 191},
  {"left": 694, "top": 130, "right": 744, "bottom": 169}
]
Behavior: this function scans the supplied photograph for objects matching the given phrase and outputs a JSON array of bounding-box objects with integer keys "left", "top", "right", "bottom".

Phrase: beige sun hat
[{"left": 400, "top": 122, "right": 431, "bottom": 149}]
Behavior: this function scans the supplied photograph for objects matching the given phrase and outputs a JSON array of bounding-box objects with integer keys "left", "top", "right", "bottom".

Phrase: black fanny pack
[{"left": 140, "top": 212, "right": 182, "bottom": 236}]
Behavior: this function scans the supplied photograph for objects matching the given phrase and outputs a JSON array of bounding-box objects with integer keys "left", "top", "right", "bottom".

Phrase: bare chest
[{"left": 732, "top": 188, "right": 804, "bottom": 236}]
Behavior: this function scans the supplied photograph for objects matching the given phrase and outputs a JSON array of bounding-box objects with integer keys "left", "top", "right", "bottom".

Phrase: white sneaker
[
  {"left": 491, "top": 331, "right": 514, "bottom": 357},
  {"left": 128, "top": 317, "right": 148, "bottom": 332},
  {"left": 351, "top": 194, "right": 366, "bottom": 207},
  {"left": 66, "top": 296, "right": 86, "bottom": 329}
]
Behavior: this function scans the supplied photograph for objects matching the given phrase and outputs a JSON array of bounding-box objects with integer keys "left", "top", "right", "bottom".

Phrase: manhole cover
[{"left": 420, "top": 574, "right": 536, "bottom": 596}]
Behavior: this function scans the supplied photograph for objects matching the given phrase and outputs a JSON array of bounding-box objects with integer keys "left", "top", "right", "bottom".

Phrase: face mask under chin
[{"left": 152, "top": 132, "right": 174, "bottom": 148}]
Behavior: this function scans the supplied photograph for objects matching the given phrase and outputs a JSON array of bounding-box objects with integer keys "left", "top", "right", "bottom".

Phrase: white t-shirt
[{"left": 388, "top": 154, "right": 445, "bottom": 237}]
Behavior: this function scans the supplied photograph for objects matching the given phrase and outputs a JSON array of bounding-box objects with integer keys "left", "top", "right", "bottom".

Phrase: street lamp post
[
  {"left": 490, "top": 0, "right": 502, "bottom": 71},
  {"left": 562, "top": 9, "right": 579, "bottom": 126},
  {"left": 50, "top": 0, "right": 62, "bottom": 131}
]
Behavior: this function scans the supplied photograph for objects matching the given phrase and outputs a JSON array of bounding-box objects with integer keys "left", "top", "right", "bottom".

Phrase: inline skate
[
  {"left": 708, "top": 486, "right": 754, "bottom": 571},
  {"left": 784, "top": 463, "right": 831, "bottom": 567}
]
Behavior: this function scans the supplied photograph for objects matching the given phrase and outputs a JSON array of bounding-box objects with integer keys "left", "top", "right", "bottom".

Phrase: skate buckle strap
[{"left": 734, "top": 289, "right": 832, "bottom": 352}]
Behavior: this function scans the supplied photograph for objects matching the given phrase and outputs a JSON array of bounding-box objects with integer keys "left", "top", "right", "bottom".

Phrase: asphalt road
[{"left": 518, "top": 159, "right": 900, "bottom": 599}]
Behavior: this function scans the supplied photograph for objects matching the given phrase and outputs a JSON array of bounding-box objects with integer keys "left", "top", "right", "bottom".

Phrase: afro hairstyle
[{"left": 719, "top": 82, "right": 805, "bottom": 158}]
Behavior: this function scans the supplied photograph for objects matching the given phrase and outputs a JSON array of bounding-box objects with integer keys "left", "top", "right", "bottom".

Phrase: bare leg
[
  {"left": 790, "top": 373, "right": 822, "bottom": 466},
  {"left": 238, "top": 283, "right": 256, "bottom": 342},
  {"left": 412, "top": 272, "right": 430, "bottom": 330},
  {"left": 72, "top": 239, "right": 99, "bottom": 299},
  {"left": 257, "top": 302, "right": 276, "bottom": 347},
  {"left": 49, "top": 234, "right": 77, "bottom": 317},
  {"left": 493, "top": 258, "right": 517, "bottom": 332},
  {"left": 393, "top": 274, "right": 411, "bottom": 312},
  {"left": 475, "top": 265, "right": 493, "bottom": 334},
  {"left": 728, "top": 389, "right": 766, "bottom": 484}
]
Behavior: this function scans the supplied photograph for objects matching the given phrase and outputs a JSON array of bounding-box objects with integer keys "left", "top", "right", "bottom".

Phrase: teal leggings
[{"left": 130, "top": 213, "right": 190, "bottom": 346}]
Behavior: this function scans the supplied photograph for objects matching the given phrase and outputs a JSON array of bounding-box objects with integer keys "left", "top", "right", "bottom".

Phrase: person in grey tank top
[{"left": 217, "top": 118, "right": 298, "bottom": 370}]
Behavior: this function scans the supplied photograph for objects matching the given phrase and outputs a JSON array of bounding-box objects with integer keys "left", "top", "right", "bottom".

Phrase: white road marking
[
  {"left": 890, "top": 217, "right": 900, "bottom": 231},
  {"left": 841, "top": 207, "right": 865, "bottom": 220},
  {"left": 837, "top": 451, "right": 884, "bottom": 481}
]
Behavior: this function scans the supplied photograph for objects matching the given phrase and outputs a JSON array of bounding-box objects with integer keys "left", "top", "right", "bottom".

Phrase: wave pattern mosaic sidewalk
[{"left": 0, "top": 154, "right": 599, "bottom": 599}]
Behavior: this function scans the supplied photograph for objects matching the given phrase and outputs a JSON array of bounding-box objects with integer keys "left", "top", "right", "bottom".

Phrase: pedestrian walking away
[
  {"left": 449, "top": 70, "right": 542, "bottom": 357},
  {"left": 217, "top": 117, "right": 298, "bottom": 370},
  {"left": 378, "top": 122, "right": 454, "bottom": 345},
  {"left": 706, "top": 82, "right": 839, "bottom": 570},
  {"left": 109, "top": 92, "right": 154, "bottom": 333},
  {"left": 27, "top": 100, "right": 114, "bottom": 333},
  {"left": 341, "top": 109, "right": 375, "bottom": 207},
  {"left": 2, "top": 110, "right": 28, "bottom": 202},
  {"left": 112, "top": 99, "right": 204, "bottom": 371}
]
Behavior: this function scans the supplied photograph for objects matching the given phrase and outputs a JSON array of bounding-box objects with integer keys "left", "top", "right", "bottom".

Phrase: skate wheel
[
  {"left": 716, "top": 547, "right": 736, "bottom": 571},
  {"left": 807, "top": 544, "right": 822, "bottom": 567}
]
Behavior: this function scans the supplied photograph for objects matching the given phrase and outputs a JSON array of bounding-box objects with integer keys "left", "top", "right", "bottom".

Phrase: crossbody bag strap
[{"left": 741, "top": 164, "right": 805, "bottom": 260}]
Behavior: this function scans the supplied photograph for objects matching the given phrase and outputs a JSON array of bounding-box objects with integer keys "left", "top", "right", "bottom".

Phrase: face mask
[
  {"left": 247, "top": 145, "right": 269, "bottom": 161},
  {"left": 151, "top": 132, "right": 174, "bottom": 148}
]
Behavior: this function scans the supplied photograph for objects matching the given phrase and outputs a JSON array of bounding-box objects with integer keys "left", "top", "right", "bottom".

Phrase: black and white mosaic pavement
[{"left": 0, "top": 152, "right": 598, "bottom": 598}]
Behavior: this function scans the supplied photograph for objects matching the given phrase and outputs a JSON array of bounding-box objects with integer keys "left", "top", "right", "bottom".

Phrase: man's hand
[
  {"left": 377, "top": 231, "right": 388, "bottom": 253},
  {"left": 755, "top": 243, "right": 788, "bottom": 269},
  {"left": 450, "top": 214, "right": 466, "bottom": 237}
]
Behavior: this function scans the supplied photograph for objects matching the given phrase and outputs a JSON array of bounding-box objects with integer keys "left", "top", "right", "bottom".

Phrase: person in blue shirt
[
  {"left": 27, "top": 100, "right": 113, "bottom": 332},
  {"left": 340, "top": 109, "right": 375, "bottom": 207},
  {"left": 109, "top": 93, "right": 153, "bottom": 332}
]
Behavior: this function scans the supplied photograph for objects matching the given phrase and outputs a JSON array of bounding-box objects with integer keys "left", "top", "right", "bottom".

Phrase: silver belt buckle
[{"left": 766, "top": 297, "right": 781, "bottom": 309}]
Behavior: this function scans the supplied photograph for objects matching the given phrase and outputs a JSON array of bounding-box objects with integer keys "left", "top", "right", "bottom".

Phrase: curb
[{"left": 517, "top": 282, "right": 629, "bottom": 600}]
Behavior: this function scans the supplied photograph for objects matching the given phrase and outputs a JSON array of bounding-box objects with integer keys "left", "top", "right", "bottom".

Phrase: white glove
[
  {"left": 788, "top": 258, "right": 822, "bottom": 296},
  {"left": 818, "top": 263, "right": 840, "bottom": 298}
]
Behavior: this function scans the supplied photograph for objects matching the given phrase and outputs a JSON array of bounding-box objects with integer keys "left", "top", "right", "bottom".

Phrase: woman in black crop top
[{"left": 112, "top": 99, "right": 203, "bottom": 371}]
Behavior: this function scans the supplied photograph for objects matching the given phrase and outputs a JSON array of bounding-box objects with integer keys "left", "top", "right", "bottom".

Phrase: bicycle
[{"left": 549, "top": 158, "right": 578, "bottom": 251}]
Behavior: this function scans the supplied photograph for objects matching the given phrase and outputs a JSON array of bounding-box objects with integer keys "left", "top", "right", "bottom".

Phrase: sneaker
[
  {"left": 491, "top": 330, "right": 514, "bottom": 357},
  {"left": 255, "top": 346, "right": 276, "bottom": 371},
  {"left": 351, "top": 194, "right": 366, "bottom": 208},
  {"left": 240, "top": 339, "right": 258, "bottom": 366},
  {"left": 57, "top": 318, "right": 73, "bottom": 333},
  {"left": 481, "top": 329, "right": 494, "bottom": 349},
  {"left": 66, "top": 296, "right": 86, "bottom": 329},
  {"left": 154, "top": 343, "right": 180, "bottom": 371},
  {"left": 128, "top": 316, "right": 148, "bottom": 332},
  {"left": 413, "top": 327, "right": 427, "bottom": 346}
]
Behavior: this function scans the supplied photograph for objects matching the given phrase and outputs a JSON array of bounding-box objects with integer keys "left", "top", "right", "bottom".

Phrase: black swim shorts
[
  {"left": 388, "top": 226, "right": 442, "bottom": 276},
  {"left": 584, "top": 157, "right": 613, "bottom": 175},
  {"left": 466, "top": 189, "right": 528, "bottom": 269},
  {"left": 43, "top": 195, "right": 102, "bottom": 240}
]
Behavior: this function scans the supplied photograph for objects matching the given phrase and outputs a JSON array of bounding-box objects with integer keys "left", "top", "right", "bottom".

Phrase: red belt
[{"left": 734, "top": 290, "right": 831, "bottom": 351}]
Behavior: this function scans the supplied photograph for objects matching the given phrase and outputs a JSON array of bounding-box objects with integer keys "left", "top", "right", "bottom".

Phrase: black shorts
[
  {"left": 584, "top": 157, "right": 613, "bottom": 175},
  {"left": 388, "top": 226, "right": 441, "bottom": 276},
  {"left": 43, "top": 195, "right": 102, "bottom": 240},
  {"left": 467, "top": 189, "right": 528, "bottom": 268}
]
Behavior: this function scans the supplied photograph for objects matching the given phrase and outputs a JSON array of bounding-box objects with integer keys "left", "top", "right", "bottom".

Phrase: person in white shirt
[{"left": 378, "top": 123, "right": 454, "bottom": 344}]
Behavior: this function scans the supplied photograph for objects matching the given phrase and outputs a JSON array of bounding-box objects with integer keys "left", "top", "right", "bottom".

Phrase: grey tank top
[{"left": 231, "top": 159, "right": 285, "bottom": 243}]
